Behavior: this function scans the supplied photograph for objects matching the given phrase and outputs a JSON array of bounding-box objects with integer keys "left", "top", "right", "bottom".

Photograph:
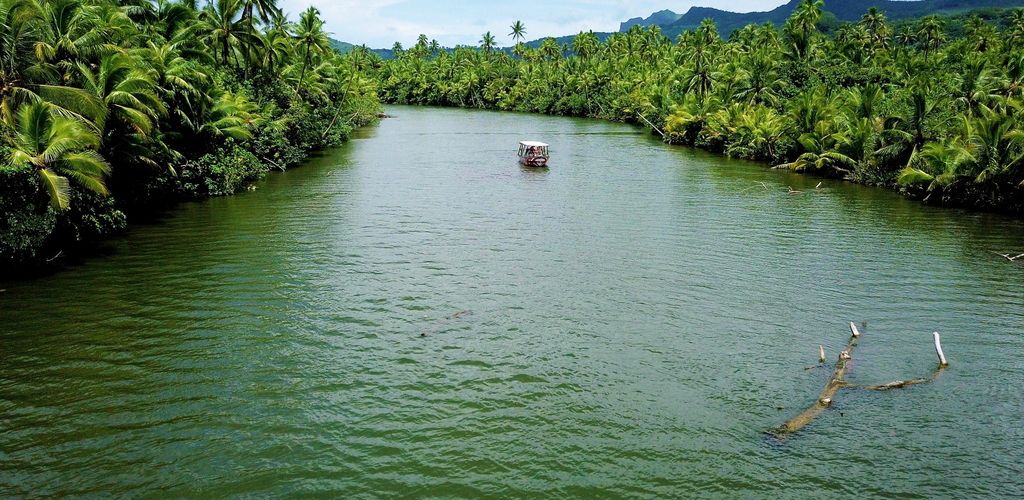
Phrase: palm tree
[
  {"left": 479, "top": 31, "right": 496, "bottom": 53},
  {"left": 898, "top": 138, "right": 972, "bottom": 191},
  {"left": 293, "top": 6, "right": 328, "bottom": 94},
  {"left": 509, "top": 20, "right": 526, "bottom": 44},
  {"left": 30, "top": 0, "right": 106, "bottom": 79},
  {"left": 735, "top": 52, "right": 783, "bottom": 106},
  {"left": 781, "top": 127, "right": 858, "bottom": 177},
  {"left": 200, "top": 0, "right": 252, "bottom": 67},
  {"left": 237, "top": 0, "right": 279, "bottom": 75},
  {"left": 258, "top": 28, "right": 292, "bottom": 73},
  {"left": 1008, "top": 10, "right": 1024, "bottom": 47},
  {"left": 955, "top": 58, "right": 993, "bottom": 117},
  {"left": 240, "top": 0, "right": 278, "bottom": 26},
  {"left": 860, "top": 7, "right": 889, "bottom": 49},
  {"left": 916, "top": 16, "right": 945, "bottom": 60},
  {"left": 5, "top": 102, "right": 111, "bottom": 210},
  {"left": 75, "top": 52, "right": 166, "bottom": 138},
  {"left": 785, "top": 0, "right": 823, "bottom": 61},
  {"left": 194, "top": 90, "right": 260, "bottom": 140},
  {"left": 965, "top": 105, "right": 1024, "bottom": 184}
]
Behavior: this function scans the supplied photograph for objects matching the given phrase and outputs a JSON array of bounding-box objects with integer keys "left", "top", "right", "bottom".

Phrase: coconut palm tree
[
  {"left": 479, "top": 31, "right": 496, "bottom": 53},
  {"left": 916, "top": 16, "right": 945, "bottom": 60},
  {"left": 860, "top": 7, "right": 889, "bottom": 49},
  {"left": 74, "top": 52, "right": 165, "bottom": 138},
  {"left": 5, "top": 102, "right": 110, "bottom": 210},
  {"left": 30, "top": 0, "right": 107, "bottom": 80},
  {"left": 734, "top": 51, "right": 783, "bottom": 106},
  {"left": 785, "top": 0, "right": 823, "bottom": 61},
  {"left": 965, "top": 105, "right": 1024, "bottom": 184},
  {"left": 509, "top": 20, "right": 526, "bottom": 44},
  {"left": 258, "top": 28, "right": 292, "bottom": 73},
  {"left": 292, "top": 6, "right": 328, "bottom": 94},
  {"left": 200, "top": 0, "right": 255, "bottom": 67}
]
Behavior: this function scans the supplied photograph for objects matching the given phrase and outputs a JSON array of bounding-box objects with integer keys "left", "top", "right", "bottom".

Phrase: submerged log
[
  {"left": 776, "top": 331, "right": 859, "bottom": 435},
  {"left": 864, "top": 378, "right": 929, "bottom": 390},
  {"left": 774, "top": 324, "right": 950, "bottom": 437}
]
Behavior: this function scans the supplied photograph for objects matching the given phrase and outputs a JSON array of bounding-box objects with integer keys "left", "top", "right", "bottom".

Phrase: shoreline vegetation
[
  {"left": 376, "top": 3, "right": 1024, "bottom": 215},
  {"left": 0, "top": 0, "right": 381, "bottom": 274},
  {"left": 4, "top": 0, "right": 1024, "bottom": 275}
]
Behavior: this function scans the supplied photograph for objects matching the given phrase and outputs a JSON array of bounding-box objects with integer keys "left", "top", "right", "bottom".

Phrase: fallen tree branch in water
[
  {"left": 992, "top": 251, "right": 1024, "bottom": 262},
  {"left": 262, "top": 156, "right": 286, "bottom": 171},
  {"left": 775, "top": 323, "right": 859, "bottom": 435},
  {"left": 773, "top": 325, "right": 949, "bottom": 437},
  {"left": 636, "top": 112, "right": 665, "bottom": 139}
]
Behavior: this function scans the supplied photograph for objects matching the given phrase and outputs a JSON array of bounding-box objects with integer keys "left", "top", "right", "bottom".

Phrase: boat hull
[{"left": 520, "top": 157, "right": 549, "bottom": 167}]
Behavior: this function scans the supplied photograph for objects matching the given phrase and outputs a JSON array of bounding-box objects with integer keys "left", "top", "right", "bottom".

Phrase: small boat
[{"left": 518, "top": 141, "right": 549, "bottom": 167}]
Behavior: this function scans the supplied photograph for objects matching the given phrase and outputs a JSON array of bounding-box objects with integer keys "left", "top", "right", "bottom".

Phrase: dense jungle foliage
[
  {"left": 378, "top": 2, "right": 1024, "bottom": 214},
  {"left": 0, "top": 0, "right": 380, "bottom": 269}
]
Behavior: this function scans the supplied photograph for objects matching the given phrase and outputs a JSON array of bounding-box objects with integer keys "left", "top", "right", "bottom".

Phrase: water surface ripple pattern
[{"left": 2, "top": 106, "right": 1024, "bottom": 497}]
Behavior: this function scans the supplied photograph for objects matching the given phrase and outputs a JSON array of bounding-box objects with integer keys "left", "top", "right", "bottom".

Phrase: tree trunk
[{"left": 296, "top": 51, "right": 310, "bottom": 94}]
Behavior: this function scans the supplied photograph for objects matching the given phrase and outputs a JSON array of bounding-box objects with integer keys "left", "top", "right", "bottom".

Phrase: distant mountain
[
  {"left": 620, "top": 9, "right": 682, "bottom": 31},
  {"left": 624, "top": 0, "right": 1024, "bottom": 37},
  {"left": 329, "top": 38, "right": 393, "bottom": 59},
  {"left": 518, "top": 32, "right": 615, "bottom": 50}
]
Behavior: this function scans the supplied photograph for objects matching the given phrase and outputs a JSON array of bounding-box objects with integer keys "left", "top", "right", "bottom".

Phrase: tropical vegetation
[
  {"left": 376, "top": 4, "right": 1024, "bottom": 213},
  {"left": 0, "top": 0, "right": 381, "bottom": 270}
]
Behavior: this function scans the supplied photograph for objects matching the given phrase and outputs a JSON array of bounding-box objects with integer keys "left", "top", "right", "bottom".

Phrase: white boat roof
[{"left": 520, "top": 141, "right": 549, "bottom": 147}]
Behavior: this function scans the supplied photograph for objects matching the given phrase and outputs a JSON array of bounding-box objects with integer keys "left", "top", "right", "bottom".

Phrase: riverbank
[
  {"left": 376, "top": 10, "right": 1024, "bottom": 216},
  {"left": 1, "top": 111, "right": 379, "bottom": 278},
  {"left": 372, "top": 100, "right": 1024, "bottom": 216},
  {"left": 0, "top": 2, "right": 382, "bottom": 277}
]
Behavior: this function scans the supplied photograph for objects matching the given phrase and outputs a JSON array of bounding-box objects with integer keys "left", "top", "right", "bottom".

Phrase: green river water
[{"left": 2, "top": 106, "right": 1023, "bottom": 497}]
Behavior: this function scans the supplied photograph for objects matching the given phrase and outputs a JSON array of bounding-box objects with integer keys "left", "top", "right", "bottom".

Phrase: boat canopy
[{"left": 519, "top": 141, "right": 549, "bottom": 147}]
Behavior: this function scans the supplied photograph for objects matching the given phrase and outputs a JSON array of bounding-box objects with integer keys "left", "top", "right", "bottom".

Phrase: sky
[{"left": 275, "top": 0, "right": 790, "bottom": 48}]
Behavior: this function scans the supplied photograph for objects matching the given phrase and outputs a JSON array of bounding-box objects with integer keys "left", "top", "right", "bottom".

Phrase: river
[{"left": 2, "top": 106, "right": 1023, "bottom": 496}]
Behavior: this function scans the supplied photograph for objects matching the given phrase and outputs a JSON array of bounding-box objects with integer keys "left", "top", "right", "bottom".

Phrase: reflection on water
[{"left": 2, "top": 106, "right": 1023, "bottom": 497}]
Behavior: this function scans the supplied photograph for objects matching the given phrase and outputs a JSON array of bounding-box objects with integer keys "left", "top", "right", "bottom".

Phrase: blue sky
[{"left": 275, "top": 1, "right": 790, "bottom": 48}]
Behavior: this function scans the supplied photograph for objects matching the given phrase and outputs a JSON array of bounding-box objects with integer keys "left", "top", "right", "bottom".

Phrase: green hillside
[{"left": 624, "top": 0, "right": 1024, "bottom": 37}]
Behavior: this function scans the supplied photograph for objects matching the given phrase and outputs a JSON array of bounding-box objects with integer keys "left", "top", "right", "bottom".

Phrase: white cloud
[{"left": 276, "top": 0, "right": 789, "bottom": 48}]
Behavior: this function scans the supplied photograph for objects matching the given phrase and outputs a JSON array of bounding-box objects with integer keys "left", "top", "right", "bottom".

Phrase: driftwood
[
  {"left": 262, "top": 156, "right": 286, "bottom": 171},
  {"left": 774, "top": 324, "right": 949, "bottom": 437},
  {"left": 992, "top": 251, "right": 1024, "bottom": 262},
  {"left": 636, "top": 113, "right": 666, "bottom": 138},
  {"left": 740, "top": 182, "right": 773, "bottom": 194}
]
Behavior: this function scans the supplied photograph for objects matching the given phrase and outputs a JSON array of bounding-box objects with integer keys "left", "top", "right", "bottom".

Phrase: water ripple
[{"left": 2, "top": 106, "right": 1024, "bottom": 497}]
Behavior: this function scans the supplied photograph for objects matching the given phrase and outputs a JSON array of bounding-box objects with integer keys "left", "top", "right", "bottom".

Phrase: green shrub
[
  {"left": 0, "top": 168, "right": 56, "bottom": 267},
  {"left": 176, "top": 143, "right": 268, "bottom": 197}
]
